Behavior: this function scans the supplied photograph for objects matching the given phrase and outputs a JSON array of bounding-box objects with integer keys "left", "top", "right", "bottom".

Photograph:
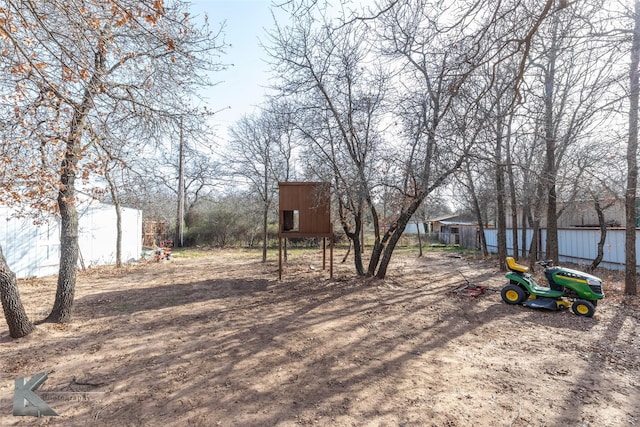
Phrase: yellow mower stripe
[{"left": 560, "top": 277, "right": 587, "bottom": 284}]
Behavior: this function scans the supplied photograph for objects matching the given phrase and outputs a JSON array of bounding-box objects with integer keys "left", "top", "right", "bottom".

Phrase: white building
[{"left": 0, "top": 199, "right": 142, "bottom": 278}]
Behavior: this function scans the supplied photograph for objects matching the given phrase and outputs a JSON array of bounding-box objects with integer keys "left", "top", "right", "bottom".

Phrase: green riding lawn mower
[{"left": 501, "top": 257, "right": 604, "bottom": 317}]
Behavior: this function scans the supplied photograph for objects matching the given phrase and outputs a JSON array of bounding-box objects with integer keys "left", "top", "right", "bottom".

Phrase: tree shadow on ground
[{"left": 0, "top": 251, "right": 634, "bottom": 426}]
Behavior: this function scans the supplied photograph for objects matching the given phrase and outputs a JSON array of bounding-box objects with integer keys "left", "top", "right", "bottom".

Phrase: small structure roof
[{"left": 427, "top": 214, "right": 476, "bottom": 225}]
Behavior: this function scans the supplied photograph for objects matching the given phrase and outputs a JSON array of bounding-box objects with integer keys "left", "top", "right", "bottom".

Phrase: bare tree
[
  {"left": 523, "top": 1, "right": 620, "bottom": 262},
  {"left": 268, "top": 6, "right": 387, "bottom": 276},
  {"left": 477, "top": 64, "right": 521, "bottom": 269},
  {"left": 227, "top": 101, "right": 295, "bottom": 262},
  {"left": 268, "top": 0, "right": 562, "bottom": 279},
  {"left": 370, "top": 0, "right": 555, "bottom": 278},
  {"left": 0, "top": 0, "right": 226, "bottom": 332},
  {"left": 589, "top": 196, "right": 617, "bottom": 272},
  {"left": 142, "top": 111, "right": 222, "bottom": 247},
  {"left": 457, "top": 158, "right": 490, "bottom": 257},
  {"left": 505, "top": 114, "right": 520, "bottom": 259},
  {"left": 626, "top": 0, "right": 640, "bottom": 296},
  {"left": 88, "top": 109, "right": 151, "bottom": 268},
  {"left": 101, "top": 153, "right": 125, "bottom": 268}
]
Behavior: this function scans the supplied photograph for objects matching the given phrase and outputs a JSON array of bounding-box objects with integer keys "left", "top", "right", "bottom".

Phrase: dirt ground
[{"left": 0, "top": 248, "right": 638, "bottom": 426}]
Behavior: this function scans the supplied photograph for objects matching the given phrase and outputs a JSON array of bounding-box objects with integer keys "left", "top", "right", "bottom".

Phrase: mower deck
[{"left": 522, "top": 297, "right": 564, "bottom": 311}]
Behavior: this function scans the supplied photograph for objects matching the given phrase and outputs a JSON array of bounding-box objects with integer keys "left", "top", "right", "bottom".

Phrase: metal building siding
[
  {"left": 484, "top": 228, "right": 636, "bottom": 270},
  {"left": 77, "top": 202, "right": 142, "bottom": 268},
  {"left": 0, "top": 201, "right": 142, "bottom": 278},
  {"left": 0, "top": 208, "right": 59, "bottom": 278}
]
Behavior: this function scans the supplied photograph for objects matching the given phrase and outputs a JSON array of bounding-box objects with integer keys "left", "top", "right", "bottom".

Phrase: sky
[
  {"left": 187, "top": 0, "right": 377, "bottom": 145},
  {"left": 188, "top": 0, "right": 282, "bottom": 140}
]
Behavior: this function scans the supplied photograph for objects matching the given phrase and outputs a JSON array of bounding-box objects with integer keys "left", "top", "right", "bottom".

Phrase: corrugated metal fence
[{"left": 484, "top": 228, "right": 633, "bottom": 270}]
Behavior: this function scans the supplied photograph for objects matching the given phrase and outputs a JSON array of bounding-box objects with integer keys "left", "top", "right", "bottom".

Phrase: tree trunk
[
  {"left": 262, "top": 203, "right": 268, "bottom": 263},
  {"left": 175, "top": 119, "right": 185, "bottom": 248},
  {"left": 337, "top": 195, "right": 365, "bottom": 276},
  {"left": 115, "top": 201, "right": 122, "bottom": 268},
  {"left": 546, "top": 182, "right": 559, "bottom": 261},
  {"left": 349, "top": 216, "right": 365, "bottom": 276},
  {"left": 262, "top": 159, "right": 270, "bottom": 263},
  {"left": 374, "top": 199, "right": 421, "bottom": 279},
  {"left": 0, "top": 246, "right": 35, "bottom": 338},
  {"left": 476, "top": 213, "right": 488, "bottom": 257},
  {"left": 375, "top": 224, "right": 401, "bottom": 279},
  {"left": 505, "top": 114, "right": 519, "bottom": 259},
  {"left": 366, "top": 239, "right": 382, "bottom": 276},
  {"left": 341, "top": 238, "right": 352, "bottom": 263},
  {"left": 528, "top": 220, "right": 540, "bottom": 269},
  {"left": 104, "top": 167, "right": 122, "bottom": 268},
  {"left": 521, "top": 205, "right": 529, "bottom": 258},
  {"left": 366, "top": 202, "right": 383, "bottom": 276},
  {"left": 46, "top": 121, "right": 85, "bottom": 323},
  {"left": 625, "top": 0, "right": 640, "bottom": 296},
  {"left": 45, "top": 185, "right": 79, "bottom": 323},
  {"left": 496, "top": 115, "right": 508, "bottom": 270},
  {"left": 416, "top": 220, "right": 423, "bottom": 257},
  {"left": 589, "top": 200, "right": 607, "bottom": 272},
  {"left": 544, "top": 24, "right": 559, "bottom": 263},
  {"left": 465, "top": 160, "right": 488, "bottom": 256},
  {"left": 45, "top": 36, "right": 106, "bottom": 322}
]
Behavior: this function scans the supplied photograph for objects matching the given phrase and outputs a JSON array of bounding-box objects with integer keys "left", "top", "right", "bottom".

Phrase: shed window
[{"left": 283, "top": 210, "right": 299, "bottom": 232}]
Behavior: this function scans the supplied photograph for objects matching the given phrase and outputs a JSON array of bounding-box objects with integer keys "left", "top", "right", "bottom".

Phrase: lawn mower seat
[{"left": 506, "top": 257, "right": 529, "bottom": 273}]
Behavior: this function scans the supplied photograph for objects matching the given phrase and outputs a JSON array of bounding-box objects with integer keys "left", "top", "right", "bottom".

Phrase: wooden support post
[
  {"left": 278, "top": 237, "right": 282, "bottom": 281},
  {"left": 330, "top": 234, "right": 333, "bottom": 278},
  {"left": 322, "top": 238, "right": 326, "bottom": 270}
]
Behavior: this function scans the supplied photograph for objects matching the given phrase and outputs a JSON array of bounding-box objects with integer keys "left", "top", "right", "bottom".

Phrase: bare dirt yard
[{"left": 1, "top": 248, "right": 638, "bottom": 426}]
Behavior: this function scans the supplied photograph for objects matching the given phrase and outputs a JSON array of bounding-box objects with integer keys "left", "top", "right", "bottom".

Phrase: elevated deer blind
[{"left": 278, "top": 182, "right": 333, "bottom": 279}]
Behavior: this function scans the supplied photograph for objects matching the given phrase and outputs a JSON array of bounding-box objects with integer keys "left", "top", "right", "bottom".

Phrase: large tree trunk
[
  {"left": 589, "top": 200, "right": 608, "bottom": 272},
  {"left": 104, "top": 167, "right": 122, "bottom": 268},
  {"left": 366, "top": 201, "right": 383, "bottom": 276},
  {"left": 45, "top": 182, "right": 79, "bottom": 323},
  {"left": 262, "top": 167, "right": 269, "bottom": 263},
  {"left": 371, "top": 149, "right": 467, "bottom": 278},
  {"left": 336, "top": 194, "right": 365, "bottom": 276},
  {"left": 262, "top": 204, "right": 268, "bottom": 263},
  {"left": 496, "top": 115, "right": 508, "bottom": 270},
  {"left": 528, "top": 220, "right": 541, "bottom": 269},
  {"left": 175, "top": 120, "right": 185, "bottom": 247},
  {"left": 341, "top": 238, "right": 352, "bottom": 263},
  {"left": 521, "top": 209, "right": 528, "bottom": 258},
  {"left": 46, "top": 107, "right": 83, "bottom": 325},
  {"left": 546, "top": 182, "right": 559, "bottom": 261},
  {"left": 374, "top": 199, "right": 421, "bottom": 279},
  {"left": 625, "top": 0, "right": 640, "bottom": 296},
  {"left": 115, "top": 202, "right": 122, "bottom": 268},
  {"left": 45, "top": 116, "right": 85, "bottom": 323},
  {"left": 366, "top": 239, "right": 383, "bottom": 277},
  {"left": 464, "top": 160, "right": 488, "bottom": 256},
  {"left": 544, "top": 20, "right": 559, "bottom": 263},
  {"left": 348, "top": 216, "right": 365, "bottom": 276},
  {"left": 416, "top": 220, "right": 423, "bottom": 257},
  {"left": 505, "top": 114, "right": 519, "bottom": 259},
  {"left": 45, "top": 35, "right": 105, "bottom": 322},
  {"left": 0, "top": 246, "right": 35, "bottom": 338}
]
